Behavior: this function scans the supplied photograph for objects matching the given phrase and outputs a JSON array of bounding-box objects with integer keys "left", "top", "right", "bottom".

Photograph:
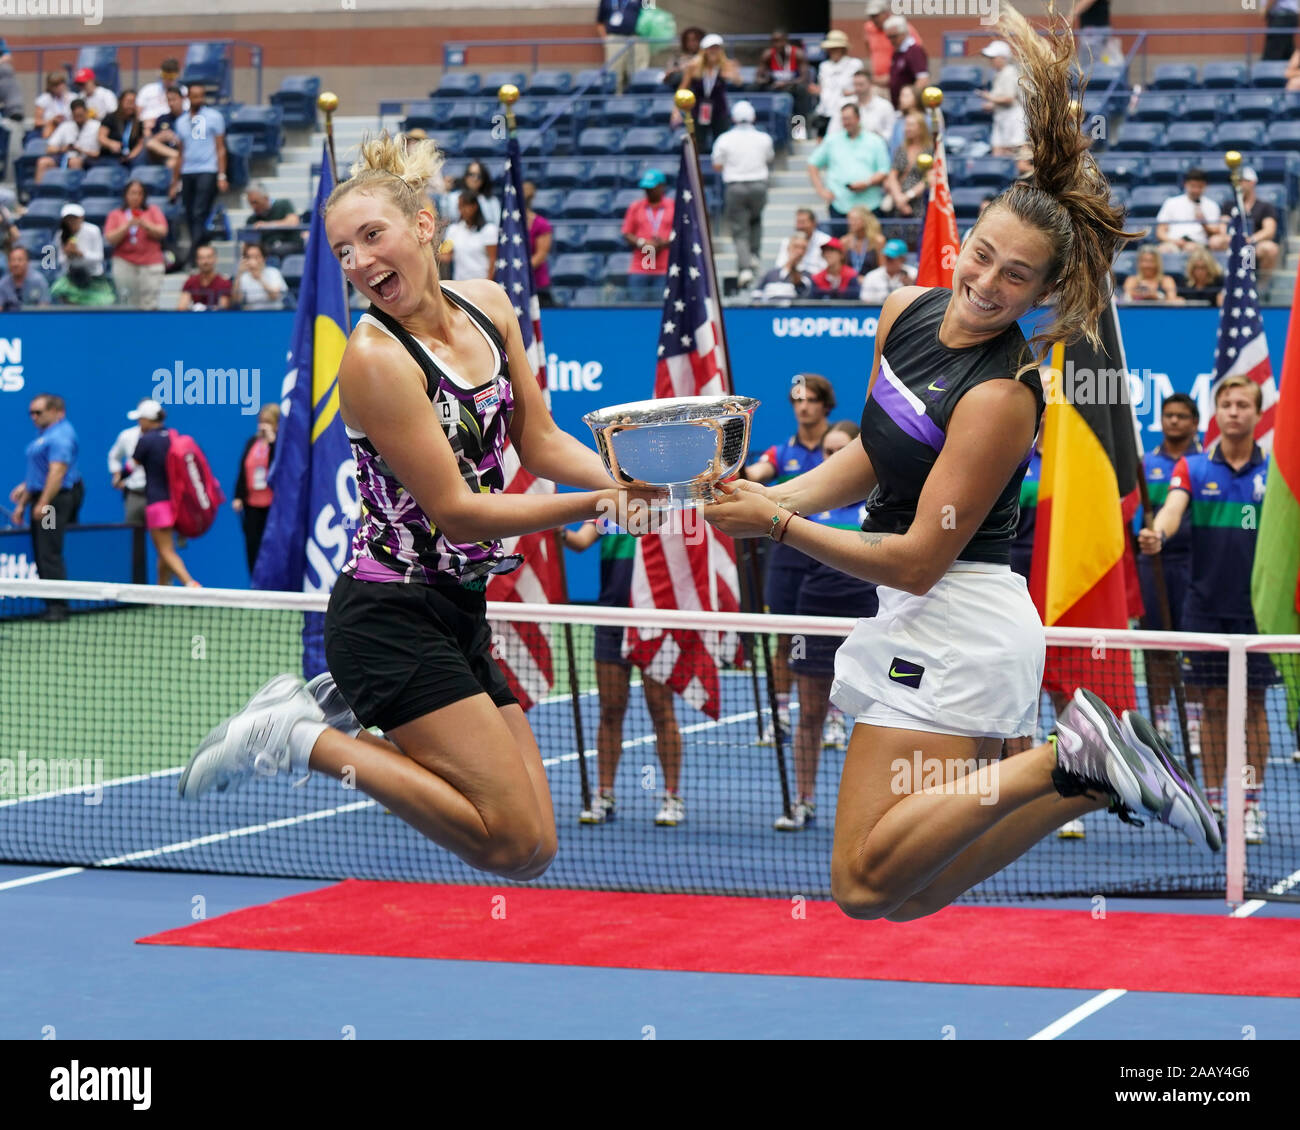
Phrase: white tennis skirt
[{"left": 830, "top": 561, "right": 1046, "bottom": 739}]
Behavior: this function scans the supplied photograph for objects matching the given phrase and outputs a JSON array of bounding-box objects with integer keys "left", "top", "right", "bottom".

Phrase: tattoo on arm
[{"left": 857, "top": 531, "right": 892, "bottom": 547}]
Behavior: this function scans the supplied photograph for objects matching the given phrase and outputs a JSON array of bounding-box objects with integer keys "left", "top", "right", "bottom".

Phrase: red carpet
[{"left": 138, "top": 881, "right": 1300, "bottom": 997}]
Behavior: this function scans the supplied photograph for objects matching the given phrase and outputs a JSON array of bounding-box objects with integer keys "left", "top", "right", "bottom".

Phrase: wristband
[
  {"left": 767, "top": 510, "right": 785, "bottom": 540},
  {"left": 774, "top": 509, "right": 800, "bottom": 543}
]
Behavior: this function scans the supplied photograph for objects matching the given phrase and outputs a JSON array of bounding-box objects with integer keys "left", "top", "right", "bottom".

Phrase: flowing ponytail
[
  {"left": 323, "top": 130, "right": 444, "bottom": 222},
  {"left": 977, "top": 2, "right": 1143, "bottom": 368}
]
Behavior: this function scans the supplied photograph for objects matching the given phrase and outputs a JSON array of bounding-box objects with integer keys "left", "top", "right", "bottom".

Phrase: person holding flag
[
  {"left": 703, "top": 3, "right": 1219, "bottom": 923},
  {"left": 179, "top": 132, "right": 658, "bottom": 882}
]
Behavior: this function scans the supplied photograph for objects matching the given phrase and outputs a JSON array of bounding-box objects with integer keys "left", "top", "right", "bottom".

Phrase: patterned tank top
[{"left": 342, "top": 286, "right": 522, "bottom": 587}]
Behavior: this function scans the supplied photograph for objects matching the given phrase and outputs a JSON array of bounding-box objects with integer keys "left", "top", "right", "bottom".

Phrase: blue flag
[{"left": 252, "top": 144, "right": 356, "bottom": 677}]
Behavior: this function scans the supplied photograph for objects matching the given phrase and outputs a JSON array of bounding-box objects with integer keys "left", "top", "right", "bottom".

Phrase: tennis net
[{"left": 1, "top": 579, "right": 1296, "bottom": 903}]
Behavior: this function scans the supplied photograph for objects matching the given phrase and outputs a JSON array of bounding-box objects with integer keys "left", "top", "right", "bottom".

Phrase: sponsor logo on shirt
[
  {"left": 887, "top": 657, "right": 925, "bottom": 689},
  {"left": 473, "top": 385, "right": 500, "bottom": 413},
  {"left": 1203, "top": 481, "right": 1220, "bottom": 496}
]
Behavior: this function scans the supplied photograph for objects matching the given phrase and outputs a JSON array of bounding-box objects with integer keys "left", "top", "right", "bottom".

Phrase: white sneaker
[
  {"left": 773, "top": 799, "right": 815, "bottom": 831},
  {"left": 1057, "top": 818, "right": 1086, "bottom": 840},
  {"left": 737, "top": 268, "right": 754, "bottom": 290},
  {"left": 758, "top": 710, "right": 791, "bottom": 747},
  {"left": 305, "top": 672, "right": 363, "bottom": 737},
  {"left": 1245, "top": 803, "right": 1264, "bottom": 845},
  {"left": 579, "top": 793, "right": 616, "bottom": 824},
  {"left": 822, "top": 712, "right": 847, "bottom": 749},
  {"left": 655, "top": 794, "right": 685, "bottom": 826},
  {"left": 178, "top": 675, "right": 325, "bottom": 798}
]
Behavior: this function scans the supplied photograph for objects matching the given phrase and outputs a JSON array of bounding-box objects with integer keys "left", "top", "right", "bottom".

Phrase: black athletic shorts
[{"left": 325, "top": 571, "right": 517, "bottom": 733}]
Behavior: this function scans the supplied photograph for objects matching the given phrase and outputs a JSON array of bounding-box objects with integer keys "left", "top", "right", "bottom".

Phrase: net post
[
  {"left": 551, "top": 528, "right": 592, "bottom": 814},
  {"left": 1224, "top": 639, "right": 1248, "bottom": 906}
]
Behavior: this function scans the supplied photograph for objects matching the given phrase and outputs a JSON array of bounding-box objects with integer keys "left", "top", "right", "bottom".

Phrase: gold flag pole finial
[
  {"left": 1225, "top": 149, "right": 1243, "bottom": 190},
  {"left": 318, "top": 91, "right": 339, "bottom": 182},
  {"left": 921, "top": 85, "right": 944, "bottom": 143},
  {"left": 498, "top": 83, "right": 520, "bottom": 134},
  {"left": 674, "top": 88, "right": 698, "bottom": 140}
]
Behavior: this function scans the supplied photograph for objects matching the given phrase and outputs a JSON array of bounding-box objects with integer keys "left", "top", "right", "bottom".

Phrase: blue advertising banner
[{"left": 0, "top": 305, "right": 1290, "bottom": 600}]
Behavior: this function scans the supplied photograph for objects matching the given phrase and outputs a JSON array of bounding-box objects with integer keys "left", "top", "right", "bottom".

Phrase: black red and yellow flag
[{"left": 1029, "top": 295, "right": 1142, "bottom": 710}]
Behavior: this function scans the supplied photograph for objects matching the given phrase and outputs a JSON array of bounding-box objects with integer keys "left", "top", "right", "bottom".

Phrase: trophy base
[{"left": 657, "top": 481, "right": 719, "bottom": 509}]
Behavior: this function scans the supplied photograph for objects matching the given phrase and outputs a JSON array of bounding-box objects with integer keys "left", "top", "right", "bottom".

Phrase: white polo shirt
[
  {"left": 831, "top": 93, "right": 897, "bottom": 141},
  {"left": 776, "top": 230, "right": 831, "bottom": 274},
  {"left": 1155, "top": 192, "right": 1222, "bottom": 245},
  {"left": 711, "top": 123, "right": 775, "bottom": 184},
  {"left": 815, "top": 55, "right": 865, "bottom": 119},
  {"left": 47, "top": 118, "right": 102, "bottom": 156}
]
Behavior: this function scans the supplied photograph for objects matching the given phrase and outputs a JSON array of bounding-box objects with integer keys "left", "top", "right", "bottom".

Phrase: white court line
[
  {"left": 0, "top": 867, "right": 85, "bottom": 891},
  {"left": 0, "top": 765, "right": 179, "bottom": 808},
  {"left": 1231, "top": 865, "right": 1300, "bottom": 917},
  {"left": 1028, "top": 988, "right": 1128, "bottom": 1040}
]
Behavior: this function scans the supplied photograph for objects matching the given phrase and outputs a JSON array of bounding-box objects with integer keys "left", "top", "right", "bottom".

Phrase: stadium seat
[
  {"left": 1266, "top": 121, "right": 1300, "bottom": 151},
  {"left": 582, "top": 221, "right": 626, "bottom": 254},
  {"left": 1232, "top": 91, "right": 1276, "bottom": 121},
  {"left": 434, "top": 73, "right": 481, "bottom": 99},
  {"left": 402, "top": 100, "right": 450, "bottom": 132},
  {"left": 181, "top": 59, "right": 231, "bottom": 102},
  {"left": 574, "top": 69, "right": 618, "bottom": 96},
  {"left": 226, "top": 105, "right": 285, "bottom": 158},
  {"left": 18, "top": 228, "right": 54, "bottom": 258},
  {"left": 74, "top": 46, "right": 120, "bottom": 96},
  {"left": 1162, "top": 122, "right": 1213, "bottom": 150},
  {"left": 559, "top": 189, "right": 613, "bottom": 219},
  {"left": 1109, "top": 186, "right": 1129, "bottom": 212},
  {"left": 539, "top": 159, "right": 589, "bottom": 190},
  {"left": 581, "top": 159, "right": 627, "bottom": 188},
  {"left": 529, "top": 188, "right": 563, "bottom": 216},
  {"left": 945, "top": 124, "right": 989, "bottom": 148},
  {"left": 620, "top": 126, "right": 672, "bottom": 155},
  {"left": 598, "top": 97, "right": 651, "bottom": 127},
  {"left": 1200, "top": 62, "right": 1247, "bottom": 89},
  {"left": 13, "top": 138, "right": 48, "bottom": 195},
  {"left": 17, "top": 198, "right": 65, "bottom": 230},
  {"left": 280, "top": 254, "right": 306, "bottom": 292},
  {"left": 950, "top": 187, "right": 989, "bottom": 220},
  {"left": 1150, "top": 63, "right": 1198, "bottom": 90},
  {"left": 133, "top": 165, "right": 174, "bottom": 197},
  {"left": 482, "top": 72, "right": 527, "bottom": 96},
  {"left": 225, "top": 134, "right": 255, "bottom": 189},
  {"left": 1178, "top": 92, "right": 1224, "bottom": 122},
  {"left": 1216, "top": 121, "right": 1267, "bottom": 150},
  {"left": 1250, "top": 59, "right": 1290, "bottom": 88},
  {"left": 1128, "top": 92, "right": 1181, "bottom": 124},
  {"left": 576, "top": 127, "right": 624, "bottom": 155},
  {"left": 611, "top": 187, "right": 648, "bottom": 214},
  {"left": 618, "top": 159, "right": 664, "bottom": 188},
  {"left": 516, "top": 128, "right": 558, "bottom": 157},
  {"left": 961, "top": 156, "right": 1015, "bottom": 187},
  {"left": 509, "top": 98, "right": 559, "bottom": 131},
  {"left": 442, "top": 99, "right": 488, "bottom": 131},
  {"left": 626, "top": 67, "right": 668, "bottom": 95},
  {"left": 569, "top": 286, "right": 608, "bottom": 305},
  {"left": 81, "top": 200, "right": 114, "bottom": 230},
  {"left": 548, "top": 221, "right": 586, "bottom": 255},
  {"left": 625, "top": 272, "right": 662, "bottom": 299},
  {"left": 549, "top": 252, "right": 601, "bottom": 287},
  {"left": 601, "top": 251, "right": 629, "bottom": 287},
  {"left": 270, "top": 75, "right": 321, "bottom": 129},
  {"left": 1112, "top": 249, "right": 1139, "bottom": 281},
  {"left": 1096, "top": 154, "right": 1144, "bottom": 188},
  {"left": 1143, "top": 156, "right": 1191, "bottom": 184},
  {"left": 30, "top": 167, "right": 83, "bottom": 201},
  {"left": 1110, "top": 122, "right": 1164, "bottom": 152},
  {"left": 1126, "top": 185, "right": 1172, "bottom": 220},
  {"left": 1256, "top": 184, "right": 1288, "bottom": 212},
  {"left": 1161, "top": 251, "right": 1188, "bottom": 283},
  {"left": 527, "top": 70, "right": 574, "bottom": 97},
  {"left": 461, "top": 129, "right": 501, "bottom": 157},
  {"left": 938, "top": 64, "right": 984, "bottom": 92}
]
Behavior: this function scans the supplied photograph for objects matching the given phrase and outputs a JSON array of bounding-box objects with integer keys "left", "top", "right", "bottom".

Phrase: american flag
[
  {"left": 1206, "top": 184, "right": 1279, "bottom": 451},
  {"left": 486, "top": 137, "right": 564, "bottom": 709},
  {"left": 622, "top": 138, "right": 742, "bottom": 720}
]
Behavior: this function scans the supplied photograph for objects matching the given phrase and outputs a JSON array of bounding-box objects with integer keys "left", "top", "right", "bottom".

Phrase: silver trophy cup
[{"left": 584, "top": 395, "right": 760, "bottom": 507}]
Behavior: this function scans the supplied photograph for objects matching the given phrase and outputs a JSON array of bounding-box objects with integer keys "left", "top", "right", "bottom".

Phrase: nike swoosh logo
[
  {"left": 889, "top": 665, "right": 907, "bottom": 678},
  {"left": 928, "top": 380, "right": 946, "bottom": 393},
  {"left": 1055, "top": 725, "right": 1083, "bottom": 757}
]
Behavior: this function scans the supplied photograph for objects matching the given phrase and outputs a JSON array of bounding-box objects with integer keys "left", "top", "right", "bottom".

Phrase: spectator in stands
[
  {"left": 863, "top": 0, "right": 921, "bottom": 85},
  {"left": 712, "top": 99, "right": 774, "bottom": 291},
  {"left": 834, "top": 69, "right": 896, "bottom": 142},
  {"left": 440, "top": 192, "right": 499, "bottom": 281},
  {"left": 888, "top": 83, "right": 919, "bottom": 151},
  {"left": 808, "top": 102, "right": 891, "bottom": 220},
  {"left": 0, "top": 247, "right": 51, "bottom": 310},
  {"left": 173, "top": 82, "right": 228, "bottom": 267},
  {"left": 810, "top": 238, "right": 860, "bottom": 297},
  {"left": 811, "top": 30, "right": 864, "bottom": 138},
  {"left": 56, "top": 203, "right": 104, "bottom": 278},
  {"left": 232, "top": 403, "right": 279, "bottom": 575},
  {"left": 755, "top": 28, "right": 813, "bottom": 125},
  {"left": 1263, "top": 0, "right": 1299, "bottom": 62},
  {"left": 232, "top": 242, "right": 287, "bottom": 310},
  {"left": 522, "top": 180, "right": 554, "bottom": 306},
  {"left": 441, "top": 160, "right": 501, "bottom": 228},
  {"left": 1139, "top": 376, "right": 1275, "bottom": 843},
  {"left": 10, "top": 393, "right": 83, "bottom": 620},
  {"left": 0, "top": 200, "right": 18, "bottom": 255},
  {"left": 775, "top": 208, "right": 831, "bottom": 274},
  {"left": 979, "top": 41, "right": 1027, "bottom": 157},
  {"left": 883, "top": 15, "right": 930, "bottom": 109},
  {"left": 1155, "top": 168, "right": 1229, "bottom": 255},
  {"left": 858, "top": 237, "right": 914, "bottom": 303},
  {"left": 34, "top": 71, "right": 72, "bottom": 139},
  {"left": 622, "top": 168, "right": 674, "bottom": 277},
  {"left": 753, "top": 233, "right": 814, "bottom": 301},
  {"left": 1073, "top": 0, "right": 1113, "bottom": 66},
  {"left": 36, "top": 99, "right": 101, "bottom": 183},
  {"left": 74, "top": 68, "right": 117, "bottom": 121},
  {"left": 109, "top": 399, "right": 151, "bottom": 528},
  {"left": 1178, "top": 245, "right": 1225, "bottom": 306},
  {"left": 841, "top": 204, "right": 884, "bottom": 275},
  {"left": 130, "top": 399, "right": 201, "bottom": 588},
  {"left": 960, "top": 194, "right": 997, "bottom": 243},
  {"left": 98, "top": 89, "right": 144, "bottom": 168},
  {"left": 178, "top": 244, "right": 232, "bottom": 310},
  {"left": 1121, "top": 246, "right": 1182, "bottom": 304},
  {"left": 676, "top": 34, "right": 741, "bottom": 151},
  {"left": 137, "top": 57, "right": 186, "bottom": 127},
  {"left": 144, "top": 86, "right": 186, "bottom": 186},
  {"left": 51, "top": 262, "right": 115, "bottom": 306},
  {"left": 1014, "top": 143, "right": 1035, "bottom": 183},
  {"left": 246, "top": 182, "right": 304, "bottom": 258},
  {"left": 883, "top": 108, "right": 931, "bottom": 218},
  {"left": 1286, "top": 43, "right": 1300, "bottom": 89},
  {"left": 1235, "top": 166, "right": 1281, "bottom": 278},
  {"left": 0, "top": 39, "right": 24, "bottom": 122},
  {"left": 665, "top": 26, "right": 706, "bottom": 90}
]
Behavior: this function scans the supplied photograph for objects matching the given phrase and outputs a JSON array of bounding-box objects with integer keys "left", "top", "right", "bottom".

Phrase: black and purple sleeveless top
[{"left": 343, "top": 287, "right": 522, "bottom": 586}]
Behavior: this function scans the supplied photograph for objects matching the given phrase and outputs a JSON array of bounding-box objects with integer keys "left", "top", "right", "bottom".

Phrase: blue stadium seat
[
  {"left": 270, "top": 76, "right": 321, "bottom": 130},
  {"left": 599, "top": 97, "right": 651, "bottom": 127},
  {"left": 1111, "top": 122, "right": 1164, "bottom": 152},
  {"left": 938, "top": 64, "right": 984, "bottom": 92},
  {"left": 17, "top": 198, "right": 64, "bottom": 230},
  {"left": 225, "top": 134, "right": 255, "bottom": 189},
  {"left": 576, "top": 127, "right": 624, "bottom": 155},
  {"left": 226, "top": 105, "right": 284, "bottom": 158},
  {"left": 1250, "top": 59, "right": 1290, "bottom": 88},
  {"left": 442, "top": 99, "right": 489, "bottom": 130},
  {"left": 1128, "top": 92, "right": 1181, "bottom": 124},
  {"left": 401, "top": 100, "right": 450, "bottom": 132},
  {"left": 620, "top": 127, "right": 672, "bottom": 155},
  {"left": 1277, "top": 91, "right": 1300, "bottom": 120},
  {"left": 574, "top": 69, "right": 619, "bottom": 96},
  {"left": 737, "top": 65, "right": 760, "bottom": 90},
  {"left": 1200, "top": 62, "right": 1247, "bottom": 89},
  {"left": 1161, "top": 251, "right": 1188, "bottom": 283},
  {"left": 1216, "top": 121, "right": 1267, "bottom": 150},
  {"left": 527, "top": 70, "right": 574, "bottom": 97},
  {"left": 1179, "top": 92, "right": 1224, "bottom": 122},
  {"left": 560, "top": 189, "right": 613, "bottom": 219},
  {"left": 611, "top": 187, "right": 648, "bottom": 214},
  {"left": 1266, "top": 120, "right": 1300, "bottom": 151},
  {"left": 625, "top": 272, "right": 662, "bottom": 299},
  {"left": 961, "top": 156, "right": 1015, "bottom": 187},
  {"left": 1096, "top": 154, "right": 1144, "bottom": 188},
  {"left": 1150, "top": 63, "right": 1198, "bottom": 90},
  {"left": 1085, "top": 62, "right": 1129, "bottom": 90},
  {"left": 74, "top": 46, "right": 120, "bottom": 96},
  {"left": 548, "top": 222, "right": 585, "bottom": 254},
  {"left": 1232, "top": 91, "right": 1276, "bottom": 121},
  {"left": 581, "top": 159, "right": 628, "bottom": 188},
  {"left": 14, "top": 137, "right": 48, "bottom": 195},
  {"left": 1162, "top": 122, "right": 1212, "bottom": 149},
  {"left": 31, "top": 167, "right": 83, "bottom": 201},
  {"left": 549, "top": 252, "right": 601, "bottom": 287},
  {"left": 509, "top": 98, "right": 558, "bottom": 130},
  {"left": 482, "top": 72, "right": 527, "bottom": 97},
  {"left": 626, "top": 67, "right": 668, "bottom": 95},
  {"left": 1126, "top": 185, "right": 1171, "bottom": 220},
  {"left": 461, "top": 129, "right": 500, "bottom": 157},
  {"left": 582, "top": 221, "right": 626, "bottom": 254},
  {"left": 280, "top": 254, "right": 305, "bottom": 291},
  {"left": 1143, "top": 156, "right": 1190, "bottom": 184},
  {"left": 945, "top": 124, "right": 989, "bottom": 148},
  {"left": 619, "top": 159, "right": 665, "bottom": 188},
  {"left": 434, "top": 73, "right": 481, "bottom": 98},
  {"left": 79, "top": 164, "right": 127, "bottom": 195},
  {"left": 1256, "top": 184, "right": 1288, "bottom": 212},
  {"left": 18, "top": 228, "right": 54, "bottom": 258},
  {"left": 1112, "top": 249, "right": 1139, "bottom": 281},
  {"left": 516, "top": 128, "right": 558, "bottom": 157},
  {"left": 602, "top": 252, "right": 629, "bottom": 287},
  {"left": 950, "top": 187, "right": 989, "bottom": 220},
  {"left": 569, "top": 286, "right": 608, "bottom": 305},
  {"left": 539, "top": 159, "right": 589, "bottom": 189},
  {"left": 1109, "top": 186, "right": 1129, "bottom": 212},
  {"left": 181, "top": 49, "right": 231, "bottom": 101},
  {"left": 133, "top": 166, "right": 172, "bottom": 196},
  {"left": 938, "top": 93, "right": 971, "bottom": 126},
  {"left": 1081, "top": 91, "right": 1117, "bottom": 122}
]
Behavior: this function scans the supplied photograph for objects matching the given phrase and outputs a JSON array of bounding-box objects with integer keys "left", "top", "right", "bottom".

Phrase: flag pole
[
  {"left": 319, "top": 91, "right": 339, "bottom": 183},
  {"left": 674, "top": 88, "right": 794, "bottom": 820},
  {"left": 498, "top": 82, "right": 594, "bottom": 814}
]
